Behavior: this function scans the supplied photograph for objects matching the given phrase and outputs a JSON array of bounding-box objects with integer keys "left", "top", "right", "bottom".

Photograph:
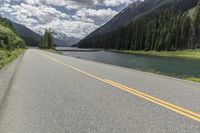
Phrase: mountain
[
  {"left": 11, "top": 21, "right": 78, "bottom": 47},
  {"left": 85, "top": 0, "right": 172, "bottom": 39},
  {"left": 53, "top": 32, "right": 80, "bottom": 47},
  {"left": 78, "top": 0, "right": 200, "bottom": 51},
  {"left": 11, "top": 22, "right": 41, "bottom": 47}
]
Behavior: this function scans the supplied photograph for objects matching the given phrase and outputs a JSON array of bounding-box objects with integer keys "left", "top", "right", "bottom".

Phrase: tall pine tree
[{"left": 39, "top": 29, "right": 54, "bottom": 49}]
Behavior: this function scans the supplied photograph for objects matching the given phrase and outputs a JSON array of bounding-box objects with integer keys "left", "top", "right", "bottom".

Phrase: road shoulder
[{"left": 0, "top": 53, "right": 24, "bottom": 110}]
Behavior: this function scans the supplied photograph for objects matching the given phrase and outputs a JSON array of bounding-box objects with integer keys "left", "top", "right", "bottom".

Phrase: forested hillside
[
  {"left": 0, "top": 17, "right": 25, "bottom": 50},
  {"left": 86, "top": 0, "right": 172, "bottom": 39},
  {"left": 78, "top": 0, "right": 200, "bottom": 51}
]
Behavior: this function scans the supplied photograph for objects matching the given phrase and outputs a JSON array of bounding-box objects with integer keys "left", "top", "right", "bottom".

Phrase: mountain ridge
[
  {"left": 11, "top": 21, "right": 41, "bottom": 47},
  {"left": 78, "top": 0, "right": 200, "bottom": 51},
  {"left": 84, "top": 0, "right": 172, "bottom": 40},
  {"left": 10, "top": 21, "right": 79, "bottom": 47}
]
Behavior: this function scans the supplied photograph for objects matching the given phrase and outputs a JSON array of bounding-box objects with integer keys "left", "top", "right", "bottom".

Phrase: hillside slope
[
  {"left": 78, "top": 0, "right": 200, "bottom": 51},
  {"left": 11, "top": 21, "right": 78, "bottom": 47},
  {"left": 85, "top": 0, "right": 172, "bottom": 39},
  {"left": 0, "top": 17, "right": 25, "bottom": 69},
  {"left": 0, "top": 17, "right": 25, "bottom": 50},
  {"left": 11, "top": 22, "right": 41, "bottom": 47}
]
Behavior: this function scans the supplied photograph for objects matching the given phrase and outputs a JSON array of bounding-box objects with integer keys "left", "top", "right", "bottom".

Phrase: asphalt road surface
[{"left": 0, "top": 49, "right": 200, "bottom": 133}]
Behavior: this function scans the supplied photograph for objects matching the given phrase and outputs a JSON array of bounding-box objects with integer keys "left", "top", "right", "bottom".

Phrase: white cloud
[
  {"left": 23, "top": 0, "right": 101, "bottom": 9},
  {"left": 0, "top": 0, "right": 138, "bottom": 39},
  {"left": 0, "top": 2, "right": 101, "bottom": 38},
  {"left": 31, "top": 19, "right": 98, "bottom": 38},
  {"left": 23, "top": 0, "right": 136, "bottom": 8},
  {"left": 76, "top": 8, "right": 117, "bottom": 21},
  {"left": 104, "top": 0, "right": 137, "bottom": 7},
  {"left": 23, "top": 0, "right": 64, "bottom": 6}
]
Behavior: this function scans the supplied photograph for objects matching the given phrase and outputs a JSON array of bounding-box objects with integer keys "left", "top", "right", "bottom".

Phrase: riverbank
[
  {"left": 121, "top": 50, "right": 200, "bottom": 83},
  {"left": 63, "top": 49, "right": 200, "bottom": 83},
  {"left": 185, "top": 78, "right": 200, "bottom": 83},
  {"left": 0, "top": 49, "right": 25, "bottom": 70},
  {"left": 113, "top": 49, "right": 200, "bottom": 60}
]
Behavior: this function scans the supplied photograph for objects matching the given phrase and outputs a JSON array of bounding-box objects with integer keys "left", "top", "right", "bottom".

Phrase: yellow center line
[
  {"left": 105, "top": 80, "right": 200, "bottom": 118},
  {"left": 104, "top": 80, "right": 200, "bottom": 122},
  {"left": 40, "top": 53, "right": 200, "bottom": 122}
]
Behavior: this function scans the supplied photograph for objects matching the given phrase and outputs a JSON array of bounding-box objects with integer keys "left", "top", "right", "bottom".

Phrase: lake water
[{"left": 59, "top": 48, "right": 200, "bottom": 78}]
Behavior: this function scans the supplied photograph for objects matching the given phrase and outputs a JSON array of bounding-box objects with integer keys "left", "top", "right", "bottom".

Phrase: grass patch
[
  {"left": 185, "top": 78, "right": 200, "bottom": 83},
  {"left": 0, "top": 49, "right": 25, "bottom": 70},
  {"left": 122, "top": 49, "right": 200, "bottom": 59},
  {"left": 43, "top": 48, "right": 63, "bottom": 55}
]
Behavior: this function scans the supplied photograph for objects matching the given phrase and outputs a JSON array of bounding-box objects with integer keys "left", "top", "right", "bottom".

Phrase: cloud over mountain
[{"left": 0, "top": 0, "right": 138, "bottom": 39}]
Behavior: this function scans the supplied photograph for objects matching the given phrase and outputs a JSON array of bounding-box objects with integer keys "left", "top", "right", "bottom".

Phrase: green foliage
[
  {"left": 78, "top": 0, "right": 200, "bottom": 51},
  {"left": 39, "top": 29, "right": 54, "bottom": 49},
  {"left": 0, "top": 17, "right": 25, "bottom": 51},
  {"left": 185, "top": 77, "right": 200, "bottom": 83},
  {"left": 188, "top": 7, "right": 197, "bottom": 21},
  {"left": 194, "top": 1, "right": 200, "bottom": 48},
  {"left": 0, "top": 16, "right": 25, "bottom": 69},
  {"left": 0, "top": 49, "right": 24, "bottom": 69}
]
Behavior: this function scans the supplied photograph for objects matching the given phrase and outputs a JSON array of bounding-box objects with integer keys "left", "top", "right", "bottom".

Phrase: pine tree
[
  {"left": 181, "top": 16, "right": 191, "bottom": 49},
  {"left": 39, "top": 29, "right": 54, "bottom": 49},
  {"left": 194, "top": 2, "right": 200, "bottom": 48}
]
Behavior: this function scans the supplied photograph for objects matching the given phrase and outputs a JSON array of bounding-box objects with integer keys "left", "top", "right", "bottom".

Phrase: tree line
[
  {"left": 39, "top": 29, "right": 54, "bottom": 49},
  {"left": 78, "top": 0, "right": 200, "bottom": 51}
]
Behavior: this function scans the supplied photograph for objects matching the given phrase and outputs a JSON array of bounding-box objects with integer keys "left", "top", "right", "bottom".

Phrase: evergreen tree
[
  {"left": 194, "top": 2, "right": 200, "bottom": 48},
  {"left": 39, "top": 29, "right": 54, "bottom": 49},
  {"left": 181, "top": 16, "right": 191, "bottom": 49}
]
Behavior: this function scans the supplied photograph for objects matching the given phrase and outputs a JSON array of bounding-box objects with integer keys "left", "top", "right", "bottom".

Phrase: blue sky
[{"left": 0, "top": 0, "right": 138, "bottom": 39}]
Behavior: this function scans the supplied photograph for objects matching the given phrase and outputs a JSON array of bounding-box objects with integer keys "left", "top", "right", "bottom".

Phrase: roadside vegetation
[
  {"left": 0, "top": 49, "right": 24, "bottom": 69},
  {"left": 0, "top": 18, "right": 25, "bottom": 50},
  {"left": 0, "top": 16, "right": 25, "bottom": 70}
]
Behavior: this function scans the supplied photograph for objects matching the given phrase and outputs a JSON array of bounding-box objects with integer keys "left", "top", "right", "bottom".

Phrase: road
[{"left": 0, "top": 49, "right": 200, "bottom": 133}]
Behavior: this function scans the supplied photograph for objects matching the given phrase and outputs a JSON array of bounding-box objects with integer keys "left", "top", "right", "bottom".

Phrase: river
[{"left": 57, "top": 47, "right": 200, "bottom": 78}]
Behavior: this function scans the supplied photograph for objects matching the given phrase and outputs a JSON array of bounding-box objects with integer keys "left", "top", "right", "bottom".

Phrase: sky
[{"left": 0, "top": 0, "right": 138, "bottom": 39}]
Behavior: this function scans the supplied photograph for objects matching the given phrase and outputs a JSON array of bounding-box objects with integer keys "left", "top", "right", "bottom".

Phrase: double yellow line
[
  {"left": 104, "top": 80, "right": 200, "bottom": 122},
  {"left": 41, "top": 53, "right": 200, "bottom": 122}
]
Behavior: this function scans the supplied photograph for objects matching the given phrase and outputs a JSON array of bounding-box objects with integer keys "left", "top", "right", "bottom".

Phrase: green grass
[
  {"left": 43, "top": 48, "right": 63, "bottom": 55},
  {"left": 0, "top": 49, "right": 25, "bottom": 70},
  {"left": 185, "top": 78, "right": 200, "bottom": 83},
  {"left": 122, "top": 49, "right": 200, "bottom": 59}
]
